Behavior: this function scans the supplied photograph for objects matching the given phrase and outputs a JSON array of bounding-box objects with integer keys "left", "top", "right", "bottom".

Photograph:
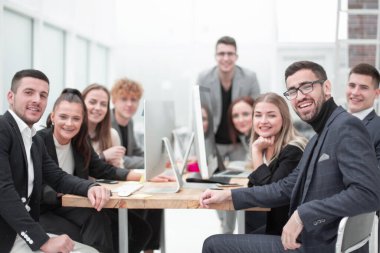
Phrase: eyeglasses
[
  {"left": 216, "top": 52, "right": 236, "bottom": 57},
  {"left": 283, "top": 79, "right": 326, "bottom": 100}
]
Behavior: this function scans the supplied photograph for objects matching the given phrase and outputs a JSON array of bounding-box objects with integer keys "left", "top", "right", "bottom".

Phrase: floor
[{"left": 159, "top": 209, "right": 237, "bottom": 253}]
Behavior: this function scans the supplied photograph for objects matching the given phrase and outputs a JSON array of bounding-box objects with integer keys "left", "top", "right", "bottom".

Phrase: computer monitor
[
  {"left": 192, "top": 85, "right": 220, "bottom": 179},
  {"left": 144, "top": 100, "right": 176, "bottom": 181}
]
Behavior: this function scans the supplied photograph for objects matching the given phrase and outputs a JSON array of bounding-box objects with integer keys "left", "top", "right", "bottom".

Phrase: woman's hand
[
  {"left": 251, "top": 135, "right": 275, "bottom": 152},
  {"left": 251, "top": 135, "right": 275, "bottom": 171},
  {"left": 102, "top": 146, "right": 126, "bottom": 162}
]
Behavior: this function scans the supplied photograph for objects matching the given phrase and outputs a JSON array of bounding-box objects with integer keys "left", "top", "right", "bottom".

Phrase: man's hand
[
  {"left": 199, "top": 189, "right": 232, "bottom": 208},
  {"left": 40, "top": 234, "right": 74, "bottom": 253},
  {"left": 281, "top": 210, "right": 303, "bottom": 250},
  {"left": 87, "top": 185, "right": 111, "bottom": 211}
]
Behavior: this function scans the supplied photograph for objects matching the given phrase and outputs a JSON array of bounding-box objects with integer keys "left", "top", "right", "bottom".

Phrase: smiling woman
[
  {"left": 36, "top": 88, "right": 152, "bottom": 253},
  {"left": 82, "top": 84, "right": 125, "bottom": 168}
]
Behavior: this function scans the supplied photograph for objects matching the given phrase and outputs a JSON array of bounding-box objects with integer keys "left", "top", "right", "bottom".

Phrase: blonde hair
[
  {"left": 250, "top": 92, "right": 307, "bottom": 162},
  {"left": 111, "top": 77, "right": 144, "bottom": 103}
]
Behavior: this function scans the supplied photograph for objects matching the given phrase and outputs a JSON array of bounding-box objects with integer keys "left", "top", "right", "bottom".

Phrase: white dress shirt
[
  {"left": 351, "top": 107, "right": 374, "bottom": 120},
  {"left": 8, "top": 109, "right": 36, "bottom": 198}
]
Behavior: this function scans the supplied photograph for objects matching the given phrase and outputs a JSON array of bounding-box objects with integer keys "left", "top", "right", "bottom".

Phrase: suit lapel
[
  {"left": 4, "top": 112, "right": 28, "bottom": 170},
  {"left": 289, "top": 135, "right": 318, "bottom": 212},
  {"left": 231, "top": 66, "right": 241, "bottom": 100},
  {"left": 300, "top": 130, "right": 328, "bottom": 203},
  {"left": 30, "top": 140, "right": 42, "bottom": 191},
  {"left": 127, "top": 120, "right": 134, "bottom": 156},
  {"left": 300, "top": 107, "right": 345, "bottom": 203},
  {"left": 45, "top": 128, "right": 59, "bottom": 163},
  {"left": 211, "top": 69, "right": 222, "bottom": 132},
  {"left": 362, "top": 110, "right": 375, "bottom": 126}
]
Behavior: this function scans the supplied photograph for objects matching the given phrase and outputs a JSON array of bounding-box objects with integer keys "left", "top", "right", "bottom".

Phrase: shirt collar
[
  {"left": 350, "top": 107, "right": 374, "bottom": 121},
  {"left": 8, "top": 109, "right": 37, "bottom": 137}
]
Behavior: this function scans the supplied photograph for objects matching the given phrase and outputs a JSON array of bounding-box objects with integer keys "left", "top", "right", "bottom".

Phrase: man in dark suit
[
  {"left": 345, "top": 63, "right": 380, "bottom": 252},
  {"left": 0, "top": 69, "right": 110, "bottom": 253},
  {"left": 345, "top": 63, "right": 380, "bottom": 163},
  {"left": 197, "top": 35, "right": 261, "bottom": 234},
  {"left": 200, "top": 61, "right": 380, "bottom": 253}
]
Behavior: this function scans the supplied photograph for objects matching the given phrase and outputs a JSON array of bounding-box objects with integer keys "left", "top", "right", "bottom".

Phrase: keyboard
[{"left": 111, "top": 183, "right": 144, "bottom": 197}]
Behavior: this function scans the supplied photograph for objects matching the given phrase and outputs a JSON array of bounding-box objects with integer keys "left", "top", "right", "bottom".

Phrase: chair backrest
[{"left": 336, "top": 212, "right": 375, "bottom": 253}]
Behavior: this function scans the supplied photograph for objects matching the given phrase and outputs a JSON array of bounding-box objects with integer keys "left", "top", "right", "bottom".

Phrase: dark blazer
[
  {"left": 197, "top": 65, "right": 260, "bottom": 133},
  {"left": 247, "top": 144, "right": 303, "bottom": 235},
  {"left": 110, "top": 110, "right": 144, "bottom": 169},
  {"left": 37, "top": 127, "right": 129, "bottom": 207},
  {"left": 232, "top": 107, "right": 380, "bottom": 252},
  {"left": 362, "top": 110, "right": 380, "bottom": 164},
  {"left": 0, "top": 111, "right": 93, "bottom": 252}
]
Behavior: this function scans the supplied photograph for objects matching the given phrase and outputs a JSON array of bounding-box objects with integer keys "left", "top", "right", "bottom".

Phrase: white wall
[
  {"left": 0, "top": 0, "right": 115, "bottom": 120},
  {"left": 111, "top": 0, "right": 338, "bottom": 128}
]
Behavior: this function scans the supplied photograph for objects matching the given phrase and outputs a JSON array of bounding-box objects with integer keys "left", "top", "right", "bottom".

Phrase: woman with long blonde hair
[{"left": 246, "top": 92, "right": 307, "bottom": 235}]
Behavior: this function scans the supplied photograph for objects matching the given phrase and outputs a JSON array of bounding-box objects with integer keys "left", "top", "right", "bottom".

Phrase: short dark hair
[
  {"left": 349, "top": 63, "right": 380, "bottom": 89},
  {"left": 285, "top": 61, "right": 327, "bottom": 83},
  {"left": 11, "top": 69, "right": 49, "bottom": 92},
  {"left": 216, "top": 36, "right": 237, "bottom": 51}
]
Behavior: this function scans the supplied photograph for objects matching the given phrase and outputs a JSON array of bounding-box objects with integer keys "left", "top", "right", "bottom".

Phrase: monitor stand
[{"left": 143, "top": 133, "right": 195, "bottom": 193}]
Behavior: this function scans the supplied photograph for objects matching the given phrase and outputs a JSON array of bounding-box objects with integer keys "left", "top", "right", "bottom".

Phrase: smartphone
[{"left": 95, "top": 179, "right": 119, "bottom": 184}]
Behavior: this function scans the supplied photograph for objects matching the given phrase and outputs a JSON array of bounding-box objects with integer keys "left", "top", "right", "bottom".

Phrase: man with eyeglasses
[
  {"left": 197, "top": 36, "right": 260, "bottom": 234},
  {"left": 200, "top": 60, "right": 380, "bottom": 253}
]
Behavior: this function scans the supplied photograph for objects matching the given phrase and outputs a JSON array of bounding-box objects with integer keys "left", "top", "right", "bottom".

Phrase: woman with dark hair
[
  {"left": 82, "top": 83, "right": 125, "bottom": 168},
  {"left": 227, "top": 96, "right": 255, "bottom": 160},
  {"left": 38, "top": 88, "right": 170, "bottom": 253}
]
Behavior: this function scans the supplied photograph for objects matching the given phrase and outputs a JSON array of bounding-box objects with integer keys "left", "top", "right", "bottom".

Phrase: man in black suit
[
  {"left": 0, "top": 69, "right": 110, "bottom": 253},
  {"left": 345, "top": 63, "right": 380, "bottom": 163}
]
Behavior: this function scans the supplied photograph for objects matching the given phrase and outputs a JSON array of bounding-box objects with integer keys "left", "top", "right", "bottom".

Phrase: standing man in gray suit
[
  {"left": 200, "top": 61, "right": 380, "bottom": 253},
  {"left": 197, "top": 36, "right": 260, "bottom": 161},
  {"left": 345, "top": 63, "right": 380, "bottom": 163},
  {"left": 197, "top": 35, "right": 261, "bottom": 234}
]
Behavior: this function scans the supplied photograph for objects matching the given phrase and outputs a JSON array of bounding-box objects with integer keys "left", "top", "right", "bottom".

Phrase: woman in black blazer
[
  {"left": 38, "top": 88, "right": 168, "bottom": 253},
  {"left": 246, "top": 92, "right": 307, "bottom": 235}
]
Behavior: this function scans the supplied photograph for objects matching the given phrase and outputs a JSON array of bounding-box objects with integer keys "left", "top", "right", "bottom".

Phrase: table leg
[
  {"left": 160, "top": 210, "right": 166, "bottom": 253},
  {"left": 119, "top": 209, "right": 129, "bottom": 253},
  {"left": 237, "top": 210, "right": 245, "bottom": 234}
]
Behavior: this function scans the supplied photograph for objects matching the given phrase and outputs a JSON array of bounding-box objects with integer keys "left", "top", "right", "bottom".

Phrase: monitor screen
[
  {"left": 144, "top": 100, "right": 175, "bottom": 181},
  {"left": 192, "top": 85, "right": 221, "bottom": 179}
]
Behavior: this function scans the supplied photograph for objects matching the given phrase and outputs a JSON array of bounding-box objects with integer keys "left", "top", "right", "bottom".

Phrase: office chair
[{"left": 335, "top": 212, "right": 376, "bottom": 253}]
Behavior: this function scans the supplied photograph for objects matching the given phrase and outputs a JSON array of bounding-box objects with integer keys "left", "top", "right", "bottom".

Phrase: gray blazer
[
  {"left": 232, "top": 107, "right": 380, "bottom": 251},
  {"left": 111, "top": 110, "right": 144, "bottom": 169},
  {"left": 362, "top": 109, "right": 380, "bottom": 164},
  {"left": 197, "top": 65, "right": 260, "bottom": 133}
]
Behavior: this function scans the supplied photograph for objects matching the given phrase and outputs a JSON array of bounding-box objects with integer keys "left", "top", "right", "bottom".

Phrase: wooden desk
[
  {"left": 63, "top": 181, "right": 267, "bottom": 211},
  {"left": 62, "top": 181, "right": 269, "bottom": 253}
]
